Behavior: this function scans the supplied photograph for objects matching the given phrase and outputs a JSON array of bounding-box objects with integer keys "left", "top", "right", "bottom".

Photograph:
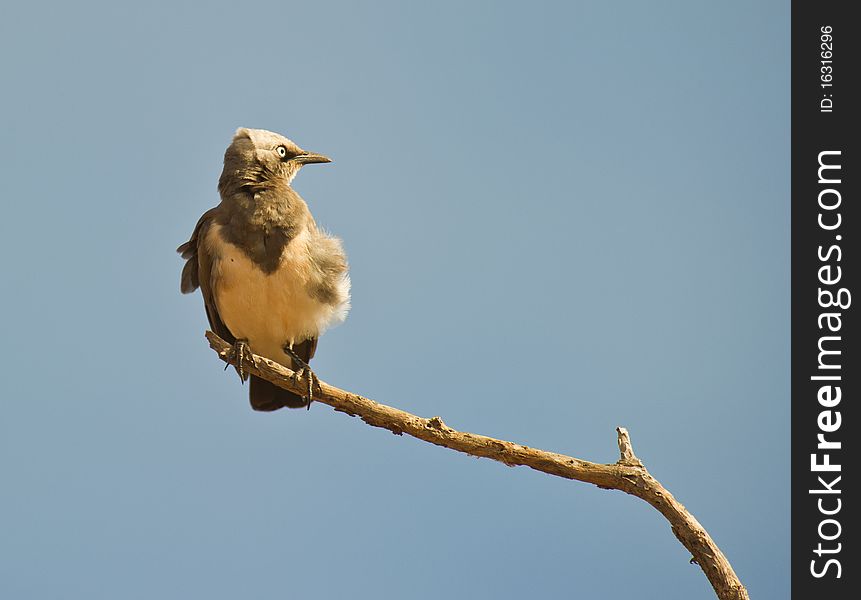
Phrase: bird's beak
[{"left": 294, "top": 152, "right": 332, "bottom": 165}]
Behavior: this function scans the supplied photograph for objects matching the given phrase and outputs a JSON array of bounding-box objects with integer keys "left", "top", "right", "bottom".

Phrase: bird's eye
[{"left": 276, "top": 146, "right": 288, "bottom": 158}]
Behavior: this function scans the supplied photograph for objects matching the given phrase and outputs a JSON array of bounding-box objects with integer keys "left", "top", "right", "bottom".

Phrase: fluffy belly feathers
[{"left": 204, "top": 224, "right": 348, "bottom": 363}]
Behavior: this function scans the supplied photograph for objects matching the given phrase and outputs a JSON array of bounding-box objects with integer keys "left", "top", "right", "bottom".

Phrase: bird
[{"left": 178, "top": 128, "right": 350, "bottom": 411}]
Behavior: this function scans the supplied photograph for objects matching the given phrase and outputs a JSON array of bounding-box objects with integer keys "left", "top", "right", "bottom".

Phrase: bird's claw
[
  {"left": 284, "top": 344, "right": 322, "bottom": 410},
  {"left": 291, "top": 367, "right": 320, "bottom": 409},
  {"left": 226, "top": 339, "right": 254, "bottom": 383}
]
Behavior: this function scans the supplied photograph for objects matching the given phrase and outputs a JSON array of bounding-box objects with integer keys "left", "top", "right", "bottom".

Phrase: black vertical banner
[{"left": 792, "top": 2, "right": 858, "bottom": 597}]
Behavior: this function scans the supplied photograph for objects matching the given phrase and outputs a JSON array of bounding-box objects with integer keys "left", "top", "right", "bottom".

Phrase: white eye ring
[{"left": 276, "top": 146, "right": 288, "bottom": 158}]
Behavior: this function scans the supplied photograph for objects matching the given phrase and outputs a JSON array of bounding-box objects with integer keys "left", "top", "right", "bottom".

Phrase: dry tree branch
[{"left": 206, "top": 331, "right": 749, "bottom": 600}]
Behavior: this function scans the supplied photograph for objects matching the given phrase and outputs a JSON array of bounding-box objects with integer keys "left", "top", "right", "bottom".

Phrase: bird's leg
[
  {"left": 225, "top": 339, "right": 254, "bottom": 383},
  {"left": 283, "top": 343, "right": 320, "bottom": 410}
]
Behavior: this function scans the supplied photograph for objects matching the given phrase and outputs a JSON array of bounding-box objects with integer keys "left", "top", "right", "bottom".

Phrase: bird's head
[{"left": 219, "top": 127, "right": 331, "bottom": 193}]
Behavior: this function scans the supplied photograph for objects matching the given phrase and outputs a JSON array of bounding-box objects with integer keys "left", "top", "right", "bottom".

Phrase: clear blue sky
[{"left": 1, "top": 1, "right": 789, "bottom": 598}]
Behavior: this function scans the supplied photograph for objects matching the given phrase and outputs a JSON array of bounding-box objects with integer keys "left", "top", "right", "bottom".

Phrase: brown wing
[
  {"left": 178, "top": 208, "right": 235, "bottom": 345},
  {"left": 178, "top": 207, "right": 216, "bottom": 293}
]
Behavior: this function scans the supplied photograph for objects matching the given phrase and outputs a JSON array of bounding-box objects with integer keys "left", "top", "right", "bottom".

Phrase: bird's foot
[
  {"left": 293, "top": 366, "right": 319, "bottom": 410},
  {"left": 225, "top": 339, "right": 254, "bottom": 383},
  {"left": 283, "top": 345, "right": 322, "bottom": 410}
]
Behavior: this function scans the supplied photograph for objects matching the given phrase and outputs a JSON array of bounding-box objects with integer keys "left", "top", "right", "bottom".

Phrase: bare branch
[
  {"left": 206, "top": 331, "right": 749, "bottom": 600},
  {"left": 616, "top": 426, "right": 643, "bottom": 466}
]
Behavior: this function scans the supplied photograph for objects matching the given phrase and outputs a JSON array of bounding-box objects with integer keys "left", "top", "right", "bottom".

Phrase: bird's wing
[
  {"left": 177, "top": 208, "right": 235, "bottom": 345},
  {"left": 178, "top": 207, "right": 217, "bottom": 293}
]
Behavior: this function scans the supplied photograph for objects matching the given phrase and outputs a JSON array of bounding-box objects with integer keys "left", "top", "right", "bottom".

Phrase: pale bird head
[{"left": 219, "top": 127, "right": 331, "bottom": 193}]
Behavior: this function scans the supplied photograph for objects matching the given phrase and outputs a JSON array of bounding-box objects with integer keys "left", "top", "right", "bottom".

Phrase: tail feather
[
  {"left": 247, "top": 338, "right": 317, "bottom": 412},
  {"left": 249, "top": 376, "right": 308, "bottom": 411}
]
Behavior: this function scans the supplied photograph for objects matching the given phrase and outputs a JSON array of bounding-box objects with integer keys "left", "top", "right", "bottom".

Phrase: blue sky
[{"left": 1, "top": 2, "right": 789, "bottom": 598}]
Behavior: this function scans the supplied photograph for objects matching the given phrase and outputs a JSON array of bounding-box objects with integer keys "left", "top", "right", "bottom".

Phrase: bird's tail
[
  {"left": 248, "top": 337, "right": 317, "bottom": 411},
  {"left": 249, "top": 376, "right": 308, "bottom": 411}
]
